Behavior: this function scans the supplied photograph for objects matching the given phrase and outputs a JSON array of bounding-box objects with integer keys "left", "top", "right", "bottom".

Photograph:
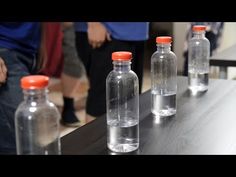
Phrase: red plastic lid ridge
[
  {"left": 156, "top": 36, "right": 172, "bottom": 44},
  {"left": 192, "top": 25, "right": 207, "bottom": 31},
  {"left": 21, "top": 75, "right": 49, "bottom": 89},
  {"left": 112, "top": 51, "right": 132, "bottom": 61}
]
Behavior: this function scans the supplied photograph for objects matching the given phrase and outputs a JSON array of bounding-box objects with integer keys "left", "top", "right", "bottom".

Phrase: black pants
[{"left": 75, "top": 32, "right": 145, "bottom": 117}]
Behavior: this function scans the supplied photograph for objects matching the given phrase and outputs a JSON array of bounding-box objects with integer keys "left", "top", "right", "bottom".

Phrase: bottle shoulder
[
  {"left": 15, "top": 100, "right": 60, "bottom": 119},
  {"left": 107, "top": 70, "right": 138, "bottom": 78},
  {"left": 189, "top": 37, "right": 210, "bottom": 45},
  {"left": 106, "top": 70, "right": 138, "bottom": 82},
  {"left": 151, "top": 50, "right": 177, "bottom": 61}
]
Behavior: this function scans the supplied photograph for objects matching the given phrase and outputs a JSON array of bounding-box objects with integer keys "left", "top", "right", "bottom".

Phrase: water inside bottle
[
  {"left": 188, "top": 69, "right": 208, "bottom": 92},
  {"left": 107, "top": 119, "right": 139, "bottom": 153},
  {"left": 151, "top": 91, "right": 176, "bottom": 117}
]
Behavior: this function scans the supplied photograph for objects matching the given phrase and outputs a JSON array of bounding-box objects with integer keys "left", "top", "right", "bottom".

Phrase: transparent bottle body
[
  {"left": 188, "top": 32, "right": 210, "bottom": 92},
  {"left": 151, "top": 44, "right": 177, "bottom": 117},
  {"left": 15, "top": 89, "right": 61, "bottom": 155},
  {"left": 106, "top": 61, "right": 139, "bottom": 153}
]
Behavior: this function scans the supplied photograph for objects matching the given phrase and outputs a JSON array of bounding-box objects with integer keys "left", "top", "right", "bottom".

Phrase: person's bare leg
[{"left": 61, "top": 73, "right": 81, "bottom": 97}]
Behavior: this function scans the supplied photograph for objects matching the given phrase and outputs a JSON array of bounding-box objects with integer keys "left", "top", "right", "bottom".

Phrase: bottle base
[
  {"left": 188, "top": 86, "right": 208, "bottom": 94},
  {"left": 151, "top": 109, "right": 176, "bottom": 117},
  {"left": 108, "top": 143, "right": 139, "bottom": 153}
]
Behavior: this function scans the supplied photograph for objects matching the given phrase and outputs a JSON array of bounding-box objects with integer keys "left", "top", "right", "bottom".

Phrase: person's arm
[
  {"left": 0, "top": 57, "right": 7, "bottom": 85},
  {"left": 87, "top": 22, "right": 111, "bottom": 49}
]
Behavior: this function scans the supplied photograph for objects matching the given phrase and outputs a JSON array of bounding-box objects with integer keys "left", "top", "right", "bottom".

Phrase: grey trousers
[{"left": 62, "top": 26, "right": 85, "bottom": 78}]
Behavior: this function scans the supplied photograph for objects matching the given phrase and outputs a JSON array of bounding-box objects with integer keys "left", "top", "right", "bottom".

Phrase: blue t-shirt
[
  {"left": 74, "top": 22, "right": 149, "bottom": 41},
  {"left": 0, "top": 22, "right": 41, "bottom": 56}
]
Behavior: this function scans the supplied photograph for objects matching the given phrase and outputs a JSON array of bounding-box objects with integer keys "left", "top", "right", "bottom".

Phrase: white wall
[
  {"left": 173, "top": 22, "right": 236, "bottom": 79},
  {"left": 217, "top": 23, "right": 236, "bottom": 79},
  {"left": 173, "top": 22, "right": 188, "bottom": 73},
  {"left": 218, "top": 22, "right": 236, "bottom": 52}
]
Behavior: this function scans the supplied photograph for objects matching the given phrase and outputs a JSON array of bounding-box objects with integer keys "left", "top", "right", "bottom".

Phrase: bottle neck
[
  {"left": 193, "top": 31, "right": 205, "bottom": 38},
  {"left": 113, "top": 61, "right": 131, "bottom": 72},
  {"left": 156, "top": 43, "right": 171, "bottom": 52},
  {"left": 23, "top": 88, "right": 48, "bottom": 104}
]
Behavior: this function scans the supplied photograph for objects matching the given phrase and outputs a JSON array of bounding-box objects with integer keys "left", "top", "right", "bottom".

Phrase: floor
[
  {"left": 48, "top": 69, "right": 151, "bottom": 138},
  {"left": 48, "top": 75, "right": 88, "bottom": 138}
]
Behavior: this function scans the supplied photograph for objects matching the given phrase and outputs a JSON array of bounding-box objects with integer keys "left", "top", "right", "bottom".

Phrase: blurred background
[{"left": 48, "top": 22, "right": 236, "bottom": 135}]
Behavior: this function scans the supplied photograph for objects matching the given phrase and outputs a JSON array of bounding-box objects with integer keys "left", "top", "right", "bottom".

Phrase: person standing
[
  {"left": 0, "top": 22, "right": 41, "bottom": 154},
  {"left": 74, "top": 22, "right": 149, "bottom": 123}
]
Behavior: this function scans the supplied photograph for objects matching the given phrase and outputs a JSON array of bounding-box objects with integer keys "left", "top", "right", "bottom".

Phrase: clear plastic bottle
[
  {"left": 188, "top": 25, "right": 210, "bottom": 93},
  {"left": 106, "top": 51, "right": 139, "bottom": 153},
  {"left": 151, "top": 36, "right": 177, "bottom": 117},
  {"left": 15, "top": 75, "right": 61, "bottom": 155}
]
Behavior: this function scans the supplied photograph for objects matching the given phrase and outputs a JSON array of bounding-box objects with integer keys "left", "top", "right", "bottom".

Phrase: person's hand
[
  {"left": 206, "top": 25, "right": 211, "bottom": 32},
  {"left": 87, "top": 22, "right": 111, "bottom": 49},
  {"left": 62, "top": 22, "right": 73, "bottom": 30},
  {"left": 0, "top": 57, "right": 7, "bottom": 85}
]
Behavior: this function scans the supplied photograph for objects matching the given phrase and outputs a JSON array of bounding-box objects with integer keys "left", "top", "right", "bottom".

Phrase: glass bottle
[
  {"left": 106, "top": 51, "right": 139, "bottom": 153},
  {"left": 15, "top": 75, "right": 61, "bottom": 155},
  {"left": 188, "top": 25, "right": 210, "bottom": 93},
  {"left": 151, "top": 36, "right": 177, "bottom": 117}
]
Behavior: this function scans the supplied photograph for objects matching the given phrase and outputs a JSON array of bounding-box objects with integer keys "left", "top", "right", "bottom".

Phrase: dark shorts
[
  {"left": 75, "top": 32, "right": 145, "bottom": 117},
  {"left": 0, "top": 48, "right": 36, "bottom": 154}
]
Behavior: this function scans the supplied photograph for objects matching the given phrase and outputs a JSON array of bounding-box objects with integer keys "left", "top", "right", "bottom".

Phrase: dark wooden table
[
  {"left": 210, "top": 44, "right": 236, "bottom": 79},
  {"left": 61, "top": 76, "right": 236, "bottom": 154}
]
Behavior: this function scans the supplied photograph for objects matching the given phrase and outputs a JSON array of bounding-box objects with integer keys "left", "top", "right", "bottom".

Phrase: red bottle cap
[
  {"left": 192, "top": 25, "right": 206, "bottom": 32},
  {"left": 112, "top": 51, "right": 132, "bottom": 61},
  {"left": 21, "top": 75, "right": 49, "bottom": 89},
  {"left": 156, "top": 36, "right": 172, "bottom": 44}
]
